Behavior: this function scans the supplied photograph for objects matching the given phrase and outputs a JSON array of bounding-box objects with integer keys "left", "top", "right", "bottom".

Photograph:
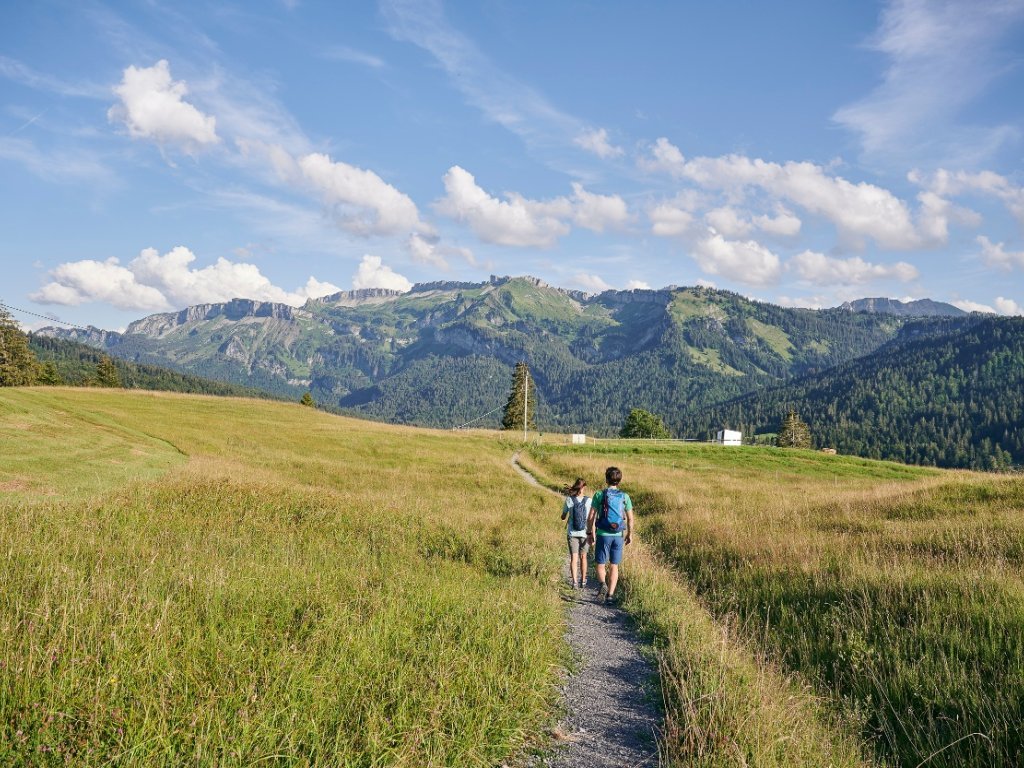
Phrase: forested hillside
[
  {"left": 40, "top": 277, "right": 904, "bottom": 432},
  {"left": 678, "top": 316, "right": 1024, "bottom": 470}
]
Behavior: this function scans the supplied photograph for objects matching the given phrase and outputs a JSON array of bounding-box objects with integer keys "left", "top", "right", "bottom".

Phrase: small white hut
[{"left": 715, "top": 429, "right": 742, "bottom": 446}]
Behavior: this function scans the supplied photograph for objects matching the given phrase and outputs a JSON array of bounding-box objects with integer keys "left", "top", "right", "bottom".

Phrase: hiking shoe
[
  {"left": 581, "top": 579, "right": 588, "bottom": 589},
  {"left": 597, "top": 583, "right": 608, "bottom": 602},
  {"left": 605, "top": 592, "right": 618, "bottom": 607}
]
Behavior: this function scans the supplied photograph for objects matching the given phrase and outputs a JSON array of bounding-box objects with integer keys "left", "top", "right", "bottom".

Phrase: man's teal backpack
[{"left": 596, "top": 488, "right": 626, "bottom": 533}]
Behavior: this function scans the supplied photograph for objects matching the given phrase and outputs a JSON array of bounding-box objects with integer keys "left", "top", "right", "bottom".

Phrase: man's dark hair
[{"left": 605, "top": 466, "right": 622, "bottom": 486}]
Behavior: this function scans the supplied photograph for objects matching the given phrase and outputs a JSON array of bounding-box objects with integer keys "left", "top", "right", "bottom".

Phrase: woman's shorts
[
  {"left": 567, "top": 535, "right": 590, "bottom": 555},
  {"left": 593, "top": 534, "right": 624, "bottom": 565}
]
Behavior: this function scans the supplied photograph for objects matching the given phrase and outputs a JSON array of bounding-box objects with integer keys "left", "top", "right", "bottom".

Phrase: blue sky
[{"left": 2, "top": 0, "right": 1023, "bottom": 331}]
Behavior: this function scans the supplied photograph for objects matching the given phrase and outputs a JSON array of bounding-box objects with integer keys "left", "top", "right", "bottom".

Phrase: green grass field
[
  {"left": 1, "top": 388, "right": 565, "bottom": 766},
  {"left": 4, "top": 389, "right": 1022, "bottom": 767},
  {"left": 527, "top": 441, "right": 1024, "bottom": 768}
]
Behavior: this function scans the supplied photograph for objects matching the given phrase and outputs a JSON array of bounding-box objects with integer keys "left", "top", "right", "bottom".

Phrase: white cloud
[
  {"left": 692, "top": 232, "right": 782, "bottom": 286},
  {"left": 574, "top": 127, "right": 624, "bottom": 159},
  {"left": 0, "top": 137, "right": 115, "bottom": 185},
  {"left": 31, "top": 246, "right": 339, "bottom": 310},
  {"left": 788, "top": 250, "right": 919, "bottom": 286},
  {"left": 626, "top": 280, "right": 651, "bottom": 290},
  {"left": 436, "top": 167, "right": 626, "bottom": 247},
  {"left": 705, "top": 207, "right": 751, "bottom": 238},
  {"left": 406, "top": 233, "right": 475, "bottom": 270},
  {"left": 833, "top": 0, "right": 1024, "bottom": 164},
  {"left": 649, "top": 195, "right": 697, "bottom": 237},
  {"left": 695, "top": 279, "right": 717, "bottom": 289},
  {"left": 574, "top": 273, "right": 612, "bottom": 293},
  {"left": 952, "top": 299, "right": 996, "bottom": 314},
  {"left": 32, "top": 258, "right": 171, "bottom": 311},
  {"left": 754, "top": 208, "right": 802, "bottom": 236},
  {"left": 995, "top": 297, "right": 1023, "bottom": 315},
  {"left": 352, "top": 255, "right": 412, "bottom": 292},
  {"left": 437, "top": 166, "right": 569, "bottom": 247},
  {"left": 0, "top": 55, "right": 108, "bottom": 99},
  {"left": 642, "top": 140, "right": 938, "bottom": 249},
  {"left": 297, "top": 152, "right": 423, "bottom": 236},
  {"left": 775, "top": 295, "right": 828, "bottom": 310},
  {"left": 108, "top": 60, "right": 219, "bottom": 150},
  {"left": 977, "top": 235, "right": 1024, "bottom": 271},
  {"left": 569, "top": 183, "right": 629, "bottom": 232},
  {"left": 919, "top": 169, "right": 1024, "bottom": 226}
]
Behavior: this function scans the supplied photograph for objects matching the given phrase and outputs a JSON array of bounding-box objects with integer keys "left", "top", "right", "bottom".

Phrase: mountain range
[{"left": 38, "top": 276, "right": 1021, "bottom": 469}]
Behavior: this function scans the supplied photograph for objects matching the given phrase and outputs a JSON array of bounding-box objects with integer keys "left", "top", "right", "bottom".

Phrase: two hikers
[
  {"left": 561, "top": 478, "right": 591, "bottom": 588},
  {"left": 560, "top": 466, "right": 634, "bottom": 604}
]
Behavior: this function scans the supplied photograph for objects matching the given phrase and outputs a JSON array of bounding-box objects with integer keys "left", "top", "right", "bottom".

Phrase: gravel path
[{"left": 512, "top": 454, "right": 662, "bottom": 768}]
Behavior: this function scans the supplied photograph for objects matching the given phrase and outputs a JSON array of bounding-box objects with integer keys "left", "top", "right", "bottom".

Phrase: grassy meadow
[
  {"left": 1, "top": 388, "right": 566, "bottom": 766},
  {"left": 526, "top": 442, "right": 1024, "bottom": 768}
]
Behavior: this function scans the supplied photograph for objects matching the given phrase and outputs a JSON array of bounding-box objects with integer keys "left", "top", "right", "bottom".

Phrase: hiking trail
[{"left": 511, "top": 452, "right": 661, "bottom": 768}]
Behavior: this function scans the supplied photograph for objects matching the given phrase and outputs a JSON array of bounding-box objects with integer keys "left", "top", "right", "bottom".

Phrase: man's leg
[{"left": 607, "top": 564, "right": 619, "bottom": 596}]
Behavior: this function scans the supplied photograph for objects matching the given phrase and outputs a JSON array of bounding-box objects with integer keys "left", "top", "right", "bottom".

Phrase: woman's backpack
[{"left": 569, "top": 496, "right": 588, "bottom": 533}]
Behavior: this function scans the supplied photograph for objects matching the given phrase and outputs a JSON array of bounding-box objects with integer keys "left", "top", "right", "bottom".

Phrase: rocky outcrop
[
  {"left": 34, "top": 326, "right": 122, "bottom": 348},
  {"left": 838, "top": 298, "right": 966, "bottom": 317},
  {"left": 308, "top": 288, "right": 404, "bottom": 307},
  {"left": 126, "top": 299, "right": 309, "bottom": 337}
]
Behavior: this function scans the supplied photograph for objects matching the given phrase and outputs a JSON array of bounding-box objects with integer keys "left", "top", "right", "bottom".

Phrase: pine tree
[
  {"left": 501, "top": 361, "right": 536, "bottom": 431},
  {"left": 95, "top": 356, "right": 122, "bottom": 388},
  {"left": 777, "top": 407, "right": 811, "bottom": 448},
  {"left": 37, "top": 361, "right": 63, "bottom": 385},
  {"left": 0, "top": 308, "right": 40, "bottom": 386},
  {"left": 620, "top": 408, "right": 671, "bottom": 438},
  {"left": 300, "top": 392, "right": 316, "bottom": 407}
]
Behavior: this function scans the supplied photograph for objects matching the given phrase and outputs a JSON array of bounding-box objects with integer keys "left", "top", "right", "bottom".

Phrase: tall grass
[
  {"left": 1, "top": 388, "right": 565, "bottom": 766},
  {"left": 529, "top": 443, "right": 1024, "bottom": 768}
]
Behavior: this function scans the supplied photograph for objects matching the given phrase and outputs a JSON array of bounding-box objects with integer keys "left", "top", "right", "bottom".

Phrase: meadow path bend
[{"left": 510, "top": 452, "right": 661, "bottom": 768}]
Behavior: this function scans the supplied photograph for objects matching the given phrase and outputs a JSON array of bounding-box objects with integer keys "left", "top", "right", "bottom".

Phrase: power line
[
  {"left": 453, "top": 403, "right": 505, "bottom": 430},
  {"left": 0, "top": 301, "right": 96, "bottom": 333}
]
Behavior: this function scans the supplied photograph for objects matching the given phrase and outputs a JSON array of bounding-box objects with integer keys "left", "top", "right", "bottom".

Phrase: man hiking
[{"left": 587, "top": 466, "right": 634, "bottom": 605}]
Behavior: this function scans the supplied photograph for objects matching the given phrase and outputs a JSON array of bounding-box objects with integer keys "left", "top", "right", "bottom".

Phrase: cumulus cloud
[
  {"left": 406, "top": 232, "right": 475, "bottom": 270},
  {"left": 649, "top": 194, "right": 698, "bottom": 237},
  {"left": 574, "top": 273, "right": 612, "bottom": 293},
  {"left": 951, "top": 299, "right": 996, "bottom": 314},
  {"left": 569, "top": 182, "right": 629, "bottom": 232},
  {"left": 108, "top": 60, "right": 219, "bottom": 150},
  {"left": 352, "top": 255, "right": 412, "bottom": 292},
  {"left": 754, "top": 208, "right": 802, "bottom": 236},
  {"left": 642, "top": 139, "right": 938, "bottom": 249},
  {"left": 977, "top": 235, "right": 1024, "bottom": 271},
  {"left": 297, "top": 152, "right": 422, "bottom": 236},
  {"left": 31, "top": 246, "right": 339, "bottom": 310},
  {"left": 436, "top": 166, "right": 626, "bottom": 247},
  {"left": 995, "top": 297, "right": 1023, "bottom": 315},
  {"left": 626, "top": 280, "right": 651, "bottom": 290},
  {"left": 574, "top": 127, "right": 624, "bottom": 159},
  {"left": 919, "top": 169, "right": 1024, "bottom": 226},
  {"left": 775, "top": 295, "right": 828, "bottom": 310},
  {"left": 788, "top": 250, "right": 919, "bottom": 286},
  {"left": 692, "top": 231, "right": 782, "bottom": 286}
]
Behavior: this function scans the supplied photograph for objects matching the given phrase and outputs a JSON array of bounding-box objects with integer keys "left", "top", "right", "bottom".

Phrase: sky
[{"left": 2, "top": 0, "right": 1024, "bottom": 332}]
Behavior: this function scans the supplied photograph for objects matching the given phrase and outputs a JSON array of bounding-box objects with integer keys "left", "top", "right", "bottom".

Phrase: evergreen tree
[
  {"left": 777, "top": 408, "right": 811, "bottom": 448},
  {"left": 0, "top": 308, "right": 40, "bottom": 386},
  {"left": 95, "top": 356, "right": 122, "bottom": 388},
  {"left": 620, "top": 408, "right": 671, "bottom": 439},
  {"left": 37, "top": 361, "right": 63, "bottom": 385},
  {"left": 501, "top": 361, "right": 536, "bottom": 431},
  {"left": 300, "top": 392, "right": 316, "bottom": 407}
]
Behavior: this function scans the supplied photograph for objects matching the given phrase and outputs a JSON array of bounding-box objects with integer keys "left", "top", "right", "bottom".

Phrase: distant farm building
[
  {"left": 571, "top": 433, "right": 587, "bottom": 445},
  {"left": 821, "top": 447, "right": 837, "bottom": 455},
  {"left": 715, "top": 429, "right": 742, "bottom": 446}
]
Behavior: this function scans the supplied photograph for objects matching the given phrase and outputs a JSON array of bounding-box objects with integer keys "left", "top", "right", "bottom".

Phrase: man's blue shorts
[{"left": 593, "top": 533, "right": 624, "bottom": 565}]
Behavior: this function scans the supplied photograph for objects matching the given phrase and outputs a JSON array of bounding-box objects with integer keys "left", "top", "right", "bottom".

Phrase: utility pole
[{"left": 523, "top": 364, "right": 528, "bottom": 441}]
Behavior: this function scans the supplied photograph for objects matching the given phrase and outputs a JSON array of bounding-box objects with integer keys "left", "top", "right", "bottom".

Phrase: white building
[
  {"left": 571, "top": 434, "right": 586, "bottom": 445},
  {"left": 715, "top": 429, "right": 742, "bottom": 446}
]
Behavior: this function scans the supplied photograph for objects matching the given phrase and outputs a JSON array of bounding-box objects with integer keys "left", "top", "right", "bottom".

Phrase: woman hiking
[{"left": 561, "top": 478, "right": 591, "bottom": 589}]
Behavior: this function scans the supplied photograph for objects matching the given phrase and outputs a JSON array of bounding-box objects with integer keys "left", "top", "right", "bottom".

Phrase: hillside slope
[
  {"left": 679, "top": 316, "right": 1024, "bottom": 469},
  {"left": 41, "top": 276, "right": 905, "bottom": 432}
]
